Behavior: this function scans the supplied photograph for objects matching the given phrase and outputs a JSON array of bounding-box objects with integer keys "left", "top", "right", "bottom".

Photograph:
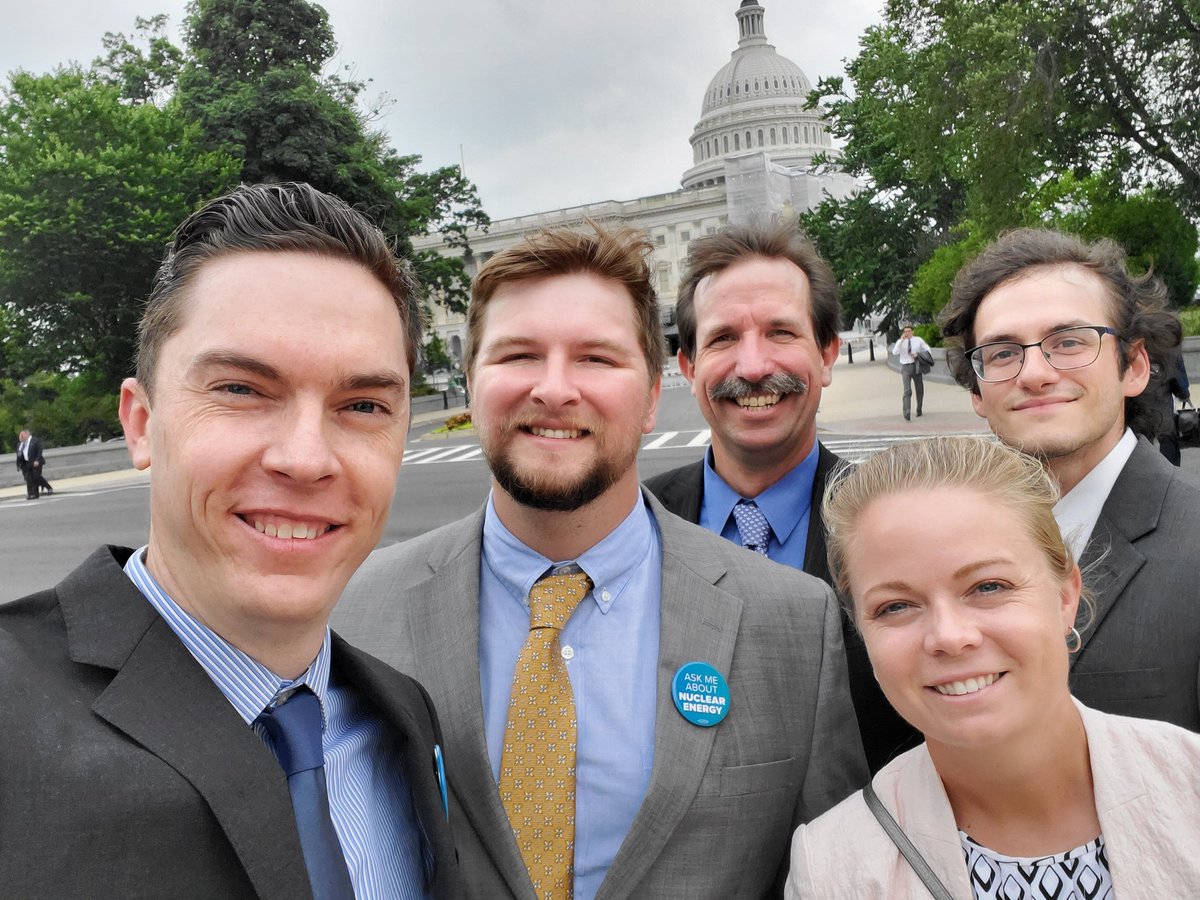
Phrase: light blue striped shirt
[{"left": 124, "top": 547, "right": 430, "bottom": 900}]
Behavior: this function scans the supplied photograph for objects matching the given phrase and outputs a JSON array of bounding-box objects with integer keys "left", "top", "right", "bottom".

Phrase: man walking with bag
[{"left": 891, "top": 325, "right": 932, "bottom": 421}]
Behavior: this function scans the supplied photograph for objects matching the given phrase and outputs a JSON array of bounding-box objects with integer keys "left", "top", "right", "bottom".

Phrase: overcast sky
[{"left": 2, "top": 1, "right": 882, "bottom": 221}]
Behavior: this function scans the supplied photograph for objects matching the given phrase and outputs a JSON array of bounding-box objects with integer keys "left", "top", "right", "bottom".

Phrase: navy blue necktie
[{"left": 258, "top": 687, "right": 356, "bottom": 900}]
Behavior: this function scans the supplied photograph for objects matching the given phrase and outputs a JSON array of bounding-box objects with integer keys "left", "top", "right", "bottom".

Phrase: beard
[
  {"left": 707, "top": 371, "right": 809, "bottom": 401},
  {"left": 482, "top": 420, "right": 641, "bottom": 512}
]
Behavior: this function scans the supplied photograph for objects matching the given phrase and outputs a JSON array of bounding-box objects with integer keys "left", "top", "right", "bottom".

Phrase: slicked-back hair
[
  {"left": 676, "top": 221, "right": 842, "bottom": 360},
  {"left": 823, "top": 435, "right": 1092, "bottom": 629},
  {"left": 466, "top": 222, "right": 665, "bottom": 380},
  {"left": 939, "top": 228, "right": 1181, "bottom": 437},
  {"left": 137, "top": 182, "right": 425, "bottom": 396}
]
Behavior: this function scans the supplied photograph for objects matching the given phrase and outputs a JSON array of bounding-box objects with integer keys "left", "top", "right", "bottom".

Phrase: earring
[{"left": 1065, "top": 626, "right": 1082, "bottom": 654}]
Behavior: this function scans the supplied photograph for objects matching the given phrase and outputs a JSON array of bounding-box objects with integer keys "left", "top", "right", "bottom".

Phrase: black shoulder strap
[{"left": 862, "top": 781, "right": 956, "bottom": 900}]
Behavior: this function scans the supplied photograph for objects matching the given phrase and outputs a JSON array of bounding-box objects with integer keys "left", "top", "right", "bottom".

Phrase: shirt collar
[
  {"left": 701, "top": 441, "right": 819, "bottom": 542},
  {"left": 1053, "top": 428, "right": 1138, "bottom": 561},
  {"left": 481, "top": 490, "right": 656, "bottom": 615},
  {"left": 123, "top": 546, "right": 332, "bottom": 726}
]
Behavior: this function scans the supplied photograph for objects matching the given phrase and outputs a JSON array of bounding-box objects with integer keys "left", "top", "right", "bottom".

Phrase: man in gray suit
[
  {"left": 335, "top": 224, "right": 867, "bottom": 899},
  {"left": 0, "top": 183, "right": 460, "bottom": 897},
  {"left": 940, "top": 228, "right": 1200, "bottom": 731},
  {"left": 643, "top": 222, "right": 915, "bottom": 772}
]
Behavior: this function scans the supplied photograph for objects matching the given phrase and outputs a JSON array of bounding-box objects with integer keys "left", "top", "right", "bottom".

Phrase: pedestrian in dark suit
[
  {"left": 643, "top": 222, "right": 917, "bottom": 773},
  {"left": 14, "top": 428, "right": 51, "bottom": 499},
  {"left": 0, "top": 183, "right": 461, "bottom": 898},
  {"left": 335, "top": 224, "right": 867, "bottom": 900},
  {"left": 941, "top": 227, "right": 1200, "bottom": 732}
]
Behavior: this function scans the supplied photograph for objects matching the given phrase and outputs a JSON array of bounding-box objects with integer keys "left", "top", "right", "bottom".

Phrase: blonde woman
[{"left": 786, "top": 436, "right": 1200, "bottom": 899}]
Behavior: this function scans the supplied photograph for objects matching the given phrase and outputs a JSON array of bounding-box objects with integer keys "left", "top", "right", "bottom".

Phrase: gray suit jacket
[
  {"left": 1070, "top": 438, "right": 1200, "bottom": 730},
  {"left": 0, "top": 546, "right": 461, "bottom": 899},
  {"left": 333, "top": 492, "right": 868, "bottom": 900},
  {"left": 643, "top": 445, "right": 919, "bottom": 773}
]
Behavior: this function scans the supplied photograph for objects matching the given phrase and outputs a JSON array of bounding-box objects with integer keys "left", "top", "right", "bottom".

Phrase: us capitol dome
[
  {"left": 682, "top": 0, "right": 833, "bottom": 190},
  {"left": 417, "top": 2, "right": 857, "bottom": 359}
]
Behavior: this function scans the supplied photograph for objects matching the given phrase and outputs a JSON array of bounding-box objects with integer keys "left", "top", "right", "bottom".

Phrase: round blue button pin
[{"left": 672, "top": 661, "right": 730, "bottom": 727}]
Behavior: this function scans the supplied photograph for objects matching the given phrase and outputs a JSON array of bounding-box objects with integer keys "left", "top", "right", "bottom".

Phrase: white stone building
[{"left": 417, "top": 1, "right": 856, "bottom": 360}]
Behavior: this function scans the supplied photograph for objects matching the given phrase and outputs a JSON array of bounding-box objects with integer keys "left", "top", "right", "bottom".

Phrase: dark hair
[
  {"left": 676, "top": 221, "right": 841, "bottom": 360},
  {"left": 466, "top": 221, "right": 664, "bottom": 380},
  {"left": 137, "top": 182, "right": 424, "bottom": 395},
  {"left": 939, "top": 228, "right": 1181, "bottom": 437}
]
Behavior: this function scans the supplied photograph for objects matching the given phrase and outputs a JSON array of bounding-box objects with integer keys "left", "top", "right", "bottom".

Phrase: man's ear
[
  {"left": 119, "top": 378, "right": 153, "bottom": 471},
  {"left": 678, "top": 349, "right": 697, "bottom": 395},
  {"left": 1120, "top": 338, "right": 1151, "bottom": 398}
]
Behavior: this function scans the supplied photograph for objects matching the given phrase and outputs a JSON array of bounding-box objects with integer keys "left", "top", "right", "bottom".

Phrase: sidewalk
[{"left": 817, "top": 357, "right": 988, "bottom": 437}]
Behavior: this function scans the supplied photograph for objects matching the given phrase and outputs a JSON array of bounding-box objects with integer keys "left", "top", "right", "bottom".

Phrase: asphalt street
[{"left": 2, "top": 359, "right": 1196, "bottom": 603}]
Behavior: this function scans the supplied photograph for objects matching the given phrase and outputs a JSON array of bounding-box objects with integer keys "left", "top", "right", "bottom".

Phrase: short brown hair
[
  {"left": 466, "top": 222, "right": 665, "bottom": 379},
  {"left": 676, "top": 221, "right": 842, "bottom": 360},
  {"left": 823, "top": 436, "right": 1091, "bottom": 628},
  {"left": 939, "top": 228, "right": 1181, "bottom": 437},
  {"left": 138, "top": 182, "right": 424, "bottom": 396}
]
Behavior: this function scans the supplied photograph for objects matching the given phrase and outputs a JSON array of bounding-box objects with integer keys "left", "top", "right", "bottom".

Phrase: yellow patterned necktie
[{"left": 499, "top": 568, "right": 593, "bottom": 900}]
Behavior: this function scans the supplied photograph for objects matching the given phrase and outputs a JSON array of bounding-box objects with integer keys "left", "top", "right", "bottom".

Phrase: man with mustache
[
  {"left": 645, "top": 222, "right": 914, "bottom": 772},
  {"left": 334, "top": 223, "right": 867, "bottom": 899},
  {"left": 940, "top": 228, "right": 1200, "bottom": 732}
]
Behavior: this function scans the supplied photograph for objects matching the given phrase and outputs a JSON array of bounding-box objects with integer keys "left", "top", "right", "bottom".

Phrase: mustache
[{"left": 707, "top": 372, "right": 808, "bottom": 401}]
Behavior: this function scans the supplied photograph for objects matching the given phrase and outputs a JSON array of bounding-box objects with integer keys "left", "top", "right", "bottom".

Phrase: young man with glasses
[{"left": 939, "top": 227, "right": 1200, "bottom": 733}]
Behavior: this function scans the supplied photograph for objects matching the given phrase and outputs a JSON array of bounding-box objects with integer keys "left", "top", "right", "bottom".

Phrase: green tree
[
  {"left": 178, "top": 0, "right": 488, "bottom": 312},
  {"left": 0, "top": 67, "right": 238, "bottom": 390},
  {"left": 804, "top": 0, "right": 1200, "bottom": 327}
]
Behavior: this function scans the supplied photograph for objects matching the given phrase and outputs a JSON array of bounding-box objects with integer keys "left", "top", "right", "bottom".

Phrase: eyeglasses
[{"left": 966, "top": 325, "right": 1119, "bottom": 383}]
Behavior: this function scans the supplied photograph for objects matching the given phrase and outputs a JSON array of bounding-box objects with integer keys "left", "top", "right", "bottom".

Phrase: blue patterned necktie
[
  {"left": 257, "top": 687, "right": 355, "bottom": 900},
  {"left": 732, "top": 499, "right": 772, "bottom": 557}
]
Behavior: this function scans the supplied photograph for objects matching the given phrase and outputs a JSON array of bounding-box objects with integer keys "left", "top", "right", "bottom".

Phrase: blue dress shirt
[
  {"left": 124, "top": 548, "right": 430, "bottom": 900},
  {"left": 699, "top": 441, "right": 818, "bottom": 570},
  {"left": 479, "top": 494, "right": 663, "bottom": 900}
]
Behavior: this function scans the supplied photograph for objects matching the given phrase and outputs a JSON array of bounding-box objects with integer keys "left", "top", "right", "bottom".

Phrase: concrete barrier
[{"left": 1, "top": 440, "right": 132, "bottom": 489}]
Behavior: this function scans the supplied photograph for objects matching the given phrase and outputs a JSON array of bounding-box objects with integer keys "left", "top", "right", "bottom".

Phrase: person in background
[
  {"left": 890, "top": 325, "right": 932, "bottom": 421},
  {"left": 787, "top": 436, "right": 1200, "bottom": 899},
  {"left": 15, "top": 428, "right": 52, "bottom": 499},
  {"left": 1149, "top": 352, "right": 1191, "bottom": 465}
]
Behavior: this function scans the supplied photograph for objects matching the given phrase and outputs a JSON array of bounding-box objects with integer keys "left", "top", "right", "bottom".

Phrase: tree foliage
[
  {"left": 803, "top": 0, "right": 1200, "bottom": 327},
  {"left": 178, "top": 0, "right": 487, "bottom": 311},
  {"left": 0, "top": 0, "right": 491, "bottom": 445},
  {"left": 0, "top": 67, "right": 238, "bottom": 390}
]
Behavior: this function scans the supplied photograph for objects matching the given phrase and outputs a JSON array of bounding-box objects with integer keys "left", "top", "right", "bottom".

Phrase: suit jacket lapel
[
  {"left": 596, "top": 499, "right": 742, "bottom": 900},
  {"left": 1072, "top": 441, "right": 1163, "bottom": 668},
  {"left": 60, "top": 547, "right": 310, "bottom": 900},
  {"left": 802, "top": 443, "right": 842, "bottom": 585},
  {"left": 655, "top": 459, "right": 704, "bottom": 523},
  {"left": 410, "top": 512, "right": 536, "bottom": 898}
]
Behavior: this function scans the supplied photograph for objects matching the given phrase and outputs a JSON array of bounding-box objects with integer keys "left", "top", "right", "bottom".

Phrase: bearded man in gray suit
[
  {"left": 334, "top": 224, "right": 867, "bottom": 900},
  {"left": 940, "top": 228, "right": 1200, "bottom": 732}
]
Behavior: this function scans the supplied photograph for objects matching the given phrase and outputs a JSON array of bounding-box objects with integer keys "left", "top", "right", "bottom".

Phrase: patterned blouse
[{"left": 960, "top": 831, "right": 1113, "bottom": 900}]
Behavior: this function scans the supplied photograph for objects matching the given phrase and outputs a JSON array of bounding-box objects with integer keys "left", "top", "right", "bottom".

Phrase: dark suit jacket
[
  {"left": 1070, "top": 438, "right": 1200, "bottom": 730},
  {"left": 0, "top": 546, "right": 461, "bottom": 899},
  {"left": 644, "top": 443, "right": 919, "bottom": 773},
  {"left": 333, "top": 493, "right": 869, "bottom": 900},
  {"left": 15, "top": 435, "right": 43, "bottom": 473}
]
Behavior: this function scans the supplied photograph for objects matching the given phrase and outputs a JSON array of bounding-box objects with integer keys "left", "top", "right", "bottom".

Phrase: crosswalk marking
[
  {"left": 642, "top": 431, "right": 678, "bottom": 450},
  {"left": 400, "top": 429, "right": 985, "bottom": 467}
]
